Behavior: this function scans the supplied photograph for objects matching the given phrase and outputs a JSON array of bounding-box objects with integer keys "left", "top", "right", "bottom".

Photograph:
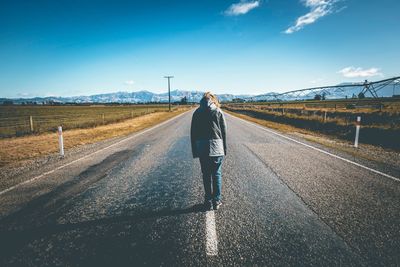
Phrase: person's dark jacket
[{"left": 190, "top": 98, "right": 227, "bottom": 158}]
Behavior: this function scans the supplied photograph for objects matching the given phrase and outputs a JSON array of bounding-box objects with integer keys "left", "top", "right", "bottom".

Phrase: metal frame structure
[{"left": 249, "top": 76, "right": 400, "bottom": 102}]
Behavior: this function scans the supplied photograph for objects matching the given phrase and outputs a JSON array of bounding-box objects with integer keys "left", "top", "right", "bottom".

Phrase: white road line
[
  {"left": 0, "top": 109, "right": 193, "bottom": 197},
  {"left": 205, "top": 210, "right": 218, "bottom": 256},
  {"left": 228, "top": 113, "right": 400, "bottom": 183}
]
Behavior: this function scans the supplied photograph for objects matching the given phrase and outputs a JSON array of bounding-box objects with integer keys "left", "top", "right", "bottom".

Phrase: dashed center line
[{"left": 205, "top": 210, "right": 218, "bottom": 256}]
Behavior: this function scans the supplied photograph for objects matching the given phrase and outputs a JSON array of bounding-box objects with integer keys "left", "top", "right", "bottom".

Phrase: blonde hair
[{"left": 203, "top": 91, "right": 220, "bottom": 108}]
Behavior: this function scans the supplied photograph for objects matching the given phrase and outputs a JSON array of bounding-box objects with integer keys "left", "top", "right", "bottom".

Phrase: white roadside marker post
[
  {"left": 29, "top": 116, "right": 34, "bottom": 132},
  {"left": 354, "top": 116, "right": 361, "bottom": 148},
  {"left": 58, "top": 126, "right": 65, "bottom": 157}
]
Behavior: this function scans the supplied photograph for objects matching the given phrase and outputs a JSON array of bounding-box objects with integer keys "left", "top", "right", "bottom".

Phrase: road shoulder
[
  {"left": 0, "top": 108, "right": 192, "bottom": 194},
  {"left": 224, "top": 109, "right": 400, "bottom": 178}
]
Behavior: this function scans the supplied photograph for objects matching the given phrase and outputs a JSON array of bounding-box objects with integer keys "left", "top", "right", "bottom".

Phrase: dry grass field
[
  {"left": 224, "top": 98, "right": 400, "bottom": 150},
  {"left": 0, "top": 104, "right": 171, "bottom": 137},
  {"left": 239, "top": 98, "right": 400, "bottom": 114},
  {"left": 0, "top": 107, "right": 190, "bottom": 167}
]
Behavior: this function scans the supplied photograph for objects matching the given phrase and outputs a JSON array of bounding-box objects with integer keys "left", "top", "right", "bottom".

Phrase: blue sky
[{"left": 0, "top": 0, "right": 399, "bottom": 98}]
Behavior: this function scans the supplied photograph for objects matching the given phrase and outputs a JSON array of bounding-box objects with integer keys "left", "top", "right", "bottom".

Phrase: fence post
[
  {"left": 131, "top": 111, "right": 133, "bottom": 118},
  {"left": 323, "top": 111, "right": 327, "bottom": 123},
  {"left": 354, "top": 116, "right": 361, "bottom": 148},
  {"left": 29, "top": 116, "right": 34, "bottom": 132},
  {"left": 58, "top": 126, "right": 64, "bottom": 157},
  {"left": 102, "top": 113, "right": 105, "bottom": 125}
]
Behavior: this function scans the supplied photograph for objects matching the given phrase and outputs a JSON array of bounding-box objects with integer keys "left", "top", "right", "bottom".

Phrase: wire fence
[
  {"left": 224, "top": 104, "right": 400, "bottom": 127},
  {"left": 0, "top": 106, "right": 171, "bottom": 137},
  {"left": 230, "top": 98, "right": 400, "bottom": 112}
]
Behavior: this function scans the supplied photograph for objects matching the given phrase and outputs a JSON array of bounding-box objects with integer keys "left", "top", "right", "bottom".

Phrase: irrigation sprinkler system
[{"left": 249, "top": 76, "right": 400, "bottom": 102}]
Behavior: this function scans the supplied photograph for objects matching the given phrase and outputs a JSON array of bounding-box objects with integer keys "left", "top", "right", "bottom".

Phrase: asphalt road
[{"left": 0, "top": 109, "right": 399, "bottom": 266}]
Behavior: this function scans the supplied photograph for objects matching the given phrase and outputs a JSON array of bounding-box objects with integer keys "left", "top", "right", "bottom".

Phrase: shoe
[
  {"left": 204, "top": 200, "right": 213, "bottom": 211},
  {"left": 213, "top": 200, "right": 222, "bottom": 210}
]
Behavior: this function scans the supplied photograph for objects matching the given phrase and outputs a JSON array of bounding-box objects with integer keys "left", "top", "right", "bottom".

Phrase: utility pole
[{"left": 164, "top": 76, "right": 174, "bottom": 111}]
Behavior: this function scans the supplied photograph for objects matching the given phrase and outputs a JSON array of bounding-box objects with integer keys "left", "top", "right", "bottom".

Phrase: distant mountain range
[
  {"left": 0, "top": 90, "right": 253, "bottom": 104},
  {"left": 1, "top": 81, "right": 398, "bottom": 105}
]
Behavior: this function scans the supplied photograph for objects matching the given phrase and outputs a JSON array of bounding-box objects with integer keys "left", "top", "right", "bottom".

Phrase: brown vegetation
[
  {"left": 0, "top": 108, "right": 190, "bottom": 167},
  {"left": 224, "top": 101, "right": 400, "bottom": 151},
  {"left": 0, "top": 105, "right": 171, "bottom": 137},
  {"left": 241, "top": 98, "right": 400, "bottom": 114}
]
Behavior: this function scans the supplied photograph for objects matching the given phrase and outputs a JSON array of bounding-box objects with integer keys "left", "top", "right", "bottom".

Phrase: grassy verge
[
  {"left": 0, "top": 105, "right": 170, "bottom": 137},
  {"left": 224, "top": 107, "right": 400, "bottom": 150},
  {"left": 0, "top": 108, "right": 190, "bottom": 167},
  {"left": 224, "top": 109, "right": 400, "bottom": 167},
  {"left": 229, "top": 98, "right": 400, "bottom": 113}
]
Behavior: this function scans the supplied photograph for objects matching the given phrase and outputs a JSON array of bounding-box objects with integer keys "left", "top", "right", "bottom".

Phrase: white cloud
[
  {"left": 310, "top": 78, "right": 324, "bottom": 84},
  {"left": 338, "top": 67, "right": 383, "bottom": 78},
  {"left": 124, "top": 80, "right": 134, "bottom": 85},
  {"left": 285, "top": 0, "right": 339, "bottom": 34},
  {"left": 225, "top": 0, "right": 260, "bottom": 16}
]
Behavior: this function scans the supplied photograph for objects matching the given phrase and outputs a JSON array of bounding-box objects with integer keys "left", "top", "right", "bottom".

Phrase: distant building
[{"left": 232, "top": 98, "right": 246, "bottom": 103}]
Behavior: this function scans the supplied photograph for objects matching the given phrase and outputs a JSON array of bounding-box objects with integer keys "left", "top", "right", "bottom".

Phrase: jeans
[{"left": 199, "top": 156, "right": 224, "bottom": 202}]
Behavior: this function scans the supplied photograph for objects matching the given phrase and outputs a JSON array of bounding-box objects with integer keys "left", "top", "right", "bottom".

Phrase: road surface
[{"left": 0, "top": 109, "right": 399, "bottom": 266}]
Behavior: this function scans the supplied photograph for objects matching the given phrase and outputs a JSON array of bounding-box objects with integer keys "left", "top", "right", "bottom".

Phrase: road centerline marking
[
  {"left": 205, "top": 210, "right": 218, "bottom": 256},
  {"left": 228, "top": 113, "right": 400, "bottom": 182}
]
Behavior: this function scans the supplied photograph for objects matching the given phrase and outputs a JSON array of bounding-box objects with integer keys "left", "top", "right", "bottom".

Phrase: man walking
[{"left": 190, "top": 92, "right": 227, "bottom": 210}]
